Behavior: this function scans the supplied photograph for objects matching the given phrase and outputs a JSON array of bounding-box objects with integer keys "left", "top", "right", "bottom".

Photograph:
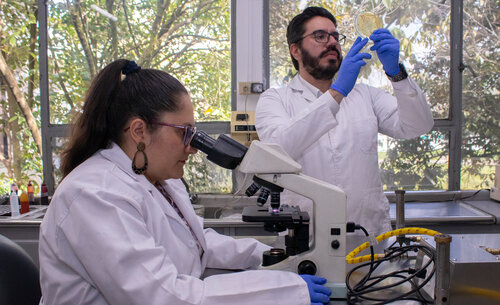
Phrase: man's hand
[
  {"left": 330, "top": 37, "right": 371, "bottom": 97},
  {"left": 370, "top": 29, "right": 400, "bottom": 76}
]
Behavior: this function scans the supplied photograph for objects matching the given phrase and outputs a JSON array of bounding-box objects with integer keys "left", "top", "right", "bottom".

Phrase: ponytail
[{"left": 60, "top": 59, "right": 187, "bottom": 178}]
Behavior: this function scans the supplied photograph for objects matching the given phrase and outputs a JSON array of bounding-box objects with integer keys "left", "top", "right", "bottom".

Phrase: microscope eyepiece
[
  {"left": 190, "top": 130, "right": 216, "bottom": 151},
  {"left": 189, "top": 130, "right": 247, "bottom": 169}
]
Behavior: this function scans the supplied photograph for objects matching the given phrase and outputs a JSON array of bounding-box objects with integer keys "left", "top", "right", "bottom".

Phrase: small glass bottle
[{"left": 10, "top": 189, "right": 20, "bottom": 217}]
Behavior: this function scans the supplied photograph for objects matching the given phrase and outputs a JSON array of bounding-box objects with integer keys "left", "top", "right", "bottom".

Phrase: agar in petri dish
[{"left": 355, "top": 12, "right": 383, "bottom": 38}]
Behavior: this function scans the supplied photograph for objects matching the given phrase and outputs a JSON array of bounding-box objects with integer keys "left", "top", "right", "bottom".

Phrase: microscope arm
[{"left": 190, "top": 132, "right": 347, "bottom": 297}]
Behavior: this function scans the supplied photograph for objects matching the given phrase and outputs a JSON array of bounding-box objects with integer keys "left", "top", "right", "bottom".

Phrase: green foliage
[
  {"left": 0, "top": 0, "right": 41, "bottom": 192},
  {"left": 380, "top": 132, "right": 448, "bottom": 190},
  {"left": 183, "top": 147, "right": 232, "bottom": 194},
  {"left": 460, "top": 0, "right": 500, "bottom": 189},
  {"left": 46, "top": 0, "right": 231, "bottom": 124},
  {"left": 1, "top": 0, "right": 231, "bottom": 193}
]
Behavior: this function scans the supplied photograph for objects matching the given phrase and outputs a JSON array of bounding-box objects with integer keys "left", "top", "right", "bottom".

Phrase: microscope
[{"left": 191, "top": 131, "right": 347, "bottom": 298}]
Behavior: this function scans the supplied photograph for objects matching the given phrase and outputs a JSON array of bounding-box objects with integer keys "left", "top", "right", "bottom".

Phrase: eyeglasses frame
[
  {"left": 293, "top": 29, "right": 346, "bottom": 45},
  {"left": 123, "top": 122, "right": 197, "bottom": 146},
  {"left": 151, "top": 122, "right": 197, "bottom": 146}
]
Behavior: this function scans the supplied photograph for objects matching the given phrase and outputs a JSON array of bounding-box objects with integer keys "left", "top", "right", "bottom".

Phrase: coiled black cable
[{"left": 346, "top": 226, "right": 435, "bottom": 304}]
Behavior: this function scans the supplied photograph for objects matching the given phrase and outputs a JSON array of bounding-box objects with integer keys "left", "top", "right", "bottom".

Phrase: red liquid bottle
[{"left": 20, "top": 192, "right": 30, "bottom": 214}]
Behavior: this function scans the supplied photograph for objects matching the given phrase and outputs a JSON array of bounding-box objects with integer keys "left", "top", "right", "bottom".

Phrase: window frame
[
  {"left": 38, "top": 0, "right": 467, "bottom": 194},
  {"left": 263, "top": 0, "right": 466, "bottom": 192},
  {"left": 38, "top": 0, "right": 234, "bottom": 194}
]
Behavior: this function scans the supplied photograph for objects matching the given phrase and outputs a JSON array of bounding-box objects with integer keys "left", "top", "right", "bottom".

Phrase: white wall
[{"left": 235, "top": 0, "right": 265, "bottom": 111}]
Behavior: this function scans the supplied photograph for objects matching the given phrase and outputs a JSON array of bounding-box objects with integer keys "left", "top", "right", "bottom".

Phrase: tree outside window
[{"left": 0, "top": 0, "right": 232, "bottom": 194}]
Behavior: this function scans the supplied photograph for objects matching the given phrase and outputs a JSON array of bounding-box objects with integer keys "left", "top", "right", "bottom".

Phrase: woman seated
[{"left": 38, "top": 59, "right": 330, "bottom": 305}]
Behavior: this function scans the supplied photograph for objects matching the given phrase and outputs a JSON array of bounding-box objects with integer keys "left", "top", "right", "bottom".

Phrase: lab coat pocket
[
  {"left": 353, "top": 118, "right": 378, "bottom": 154},
  {"left": 360, "top": 187, "right": 391, "bottom": 235}
]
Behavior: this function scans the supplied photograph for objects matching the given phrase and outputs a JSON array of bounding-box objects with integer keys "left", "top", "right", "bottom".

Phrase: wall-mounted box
[{"left": 231, "top": 111, "right": 259, "bottom": 146}]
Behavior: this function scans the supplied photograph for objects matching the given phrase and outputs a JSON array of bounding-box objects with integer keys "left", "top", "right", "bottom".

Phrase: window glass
[
  {"left": 0, "top": 0, "right": 41, "bottom": 193},
  {"left": 184, "top": 134, "right": 233, "bottom": 193},
  {"left": 51, "top": 137, "right": 68, "bottom": 184},
  {"left": 461, "top": 0, "right": 500, "bottom": 190},
  {"left": 47, "top": 0, "right": 231, "bottom": 124},
  {"left": 269, "top": 0, "right": 451, "bottom": 190},
  {"left": 270, "top": 0, "right": 450, "bottom": 119},
  {"left": 379, "top": 131, "right": 449, "bottom": 191}
]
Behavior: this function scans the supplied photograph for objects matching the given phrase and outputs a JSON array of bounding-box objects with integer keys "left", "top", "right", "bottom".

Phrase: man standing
[{"left": 255, "top": 7, "right": 433, "bottom": 235}]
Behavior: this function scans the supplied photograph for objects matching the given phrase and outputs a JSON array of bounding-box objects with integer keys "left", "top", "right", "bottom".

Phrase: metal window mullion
[
  {"left": 197, "top": 122, "right": 230, "bottom": 134},
  {"left": 448, "top": 0, "right": 464, "bottom": 191},
  {"left": 433, "top": 119, "right": 456, "bottom": 128},
  {"left": 38, "top": 0, "right": 56, "bottom": 194},
  {"left": 230, "top": 0, "right": 238, "bottom": 192},
  {"left": 263, "top": 0, "right": 269, "bottom": 91},
  {"left": 45, "top": 124, "right": 70, "bottom": 138}
]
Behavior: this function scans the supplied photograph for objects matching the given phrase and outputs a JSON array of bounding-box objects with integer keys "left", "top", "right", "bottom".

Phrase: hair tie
[{"left": 122, "top": 61, "right": 141, "bottom": 76}]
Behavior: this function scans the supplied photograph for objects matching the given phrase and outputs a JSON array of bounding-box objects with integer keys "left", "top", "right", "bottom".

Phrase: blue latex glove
[
  {"left": 369, "top": 28, "right": 400, "bottom": 76},
  {"left": 299, "top": 274, "right": 332, "bottom": 305},
  {"left": 330, "top": 37, "right": 371, "bottom": 97}
]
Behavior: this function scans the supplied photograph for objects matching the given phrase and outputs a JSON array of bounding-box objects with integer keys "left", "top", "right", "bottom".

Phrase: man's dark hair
[{"left": 286, "top": 7, "right": 338, "bottom": 70}]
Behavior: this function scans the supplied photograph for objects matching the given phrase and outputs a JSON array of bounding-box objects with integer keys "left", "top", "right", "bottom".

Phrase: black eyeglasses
[
  {"left": 152, "top": 122, "right": 197, "bottom": 146},
  {"left": 294, "top": 30, "right": 346, "bottom": 45},
  {"left": 123, "top": 122, "right": 197, "bottom": 146}
]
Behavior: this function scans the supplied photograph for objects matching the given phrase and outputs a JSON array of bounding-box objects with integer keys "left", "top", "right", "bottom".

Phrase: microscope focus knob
[
  {"left": 297, "top": 260, "right": 317, "bottom": 275},
  {"left": 331, "top": 240, "right": 340, "bottom": 249}
]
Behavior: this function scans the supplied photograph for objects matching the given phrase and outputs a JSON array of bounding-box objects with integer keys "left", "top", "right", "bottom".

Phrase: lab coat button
[{"left": 188, "top": 240, "right": 196, "bottom": 248}]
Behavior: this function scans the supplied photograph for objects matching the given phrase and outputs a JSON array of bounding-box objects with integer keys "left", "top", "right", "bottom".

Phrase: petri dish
[{"left": 355, "top": 12, "right": 383, "bottom": 38}]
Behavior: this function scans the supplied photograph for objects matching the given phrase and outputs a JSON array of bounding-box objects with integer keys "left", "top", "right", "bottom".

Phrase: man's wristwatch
[{"left": 386, "top": 63, "right": 408, "bottom": 82}]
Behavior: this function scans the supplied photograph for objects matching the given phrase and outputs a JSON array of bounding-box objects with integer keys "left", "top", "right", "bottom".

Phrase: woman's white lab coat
[
  {"left": 255, "top": 75, "right": 433, "bottom": 235},
  {"left": 39, "top": 143, "right": 309, "bottom": 305}
]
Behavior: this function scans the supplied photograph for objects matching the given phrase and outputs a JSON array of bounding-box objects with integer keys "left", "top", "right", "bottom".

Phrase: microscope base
[
  {"left": 326, "top": 282, "right": 347, "bottom": 300},
  {"left": 258, "top": 256, "right": 347, "bottom": 299}
]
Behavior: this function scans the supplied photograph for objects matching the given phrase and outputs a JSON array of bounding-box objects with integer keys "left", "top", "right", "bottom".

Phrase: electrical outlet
[
  {"left": 251, "top": 82, "right": 264, "bottom": 93},
  {"left": 239, "top": 82, "right": 252, "bottom": 95}
]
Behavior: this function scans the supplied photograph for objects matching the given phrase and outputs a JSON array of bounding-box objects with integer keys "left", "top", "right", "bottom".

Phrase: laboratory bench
[
  {"left": 1, "top": 190, "right": 499, "bottom": 268},
  {"left": 204, "top": 233, "right": 500, "bottom": 305},
  {"left": 1, "top": 191, "right": 499, "bottom": 304}
]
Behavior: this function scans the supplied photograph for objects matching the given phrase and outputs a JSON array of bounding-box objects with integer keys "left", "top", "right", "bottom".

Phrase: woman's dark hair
[
  {"left": 286, "top": 7, "right": 338, "bottom": 70},
  {"left": 60, "top": 59, "right": 188, "bottom": 178}
]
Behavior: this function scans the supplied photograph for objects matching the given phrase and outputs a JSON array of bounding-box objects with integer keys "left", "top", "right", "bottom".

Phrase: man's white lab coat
[
  {"left": 39, "top": 143, "right": 309, "bottom": 305},
  {"left": 255, "top": 75, "right": 433, "bottom": 235}
]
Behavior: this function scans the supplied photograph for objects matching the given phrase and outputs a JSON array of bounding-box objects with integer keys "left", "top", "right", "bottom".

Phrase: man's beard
[{"left": 301, "top": 45, "right": 342, "bottom": 80}]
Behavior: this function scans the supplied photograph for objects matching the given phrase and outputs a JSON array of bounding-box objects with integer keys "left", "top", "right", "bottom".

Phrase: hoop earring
[{"left": 132, "top": 142, "right": 148, "bottom": 174}]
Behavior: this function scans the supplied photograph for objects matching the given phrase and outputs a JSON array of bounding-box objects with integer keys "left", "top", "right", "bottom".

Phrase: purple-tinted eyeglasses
[
  {"left": 152, "top": 122, "right": 197, "bottom": 146},
  {"left": 124, "top": 122, "right": 196, "bottom": 146}
]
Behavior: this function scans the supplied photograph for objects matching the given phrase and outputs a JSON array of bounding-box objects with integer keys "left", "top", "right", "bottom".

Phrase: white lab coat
[
  {"left": 255, "top": 75, "right": 433, "bottom": 235},
  {"left": 39, "top": 143, "right": 309, "bottom": 305}
]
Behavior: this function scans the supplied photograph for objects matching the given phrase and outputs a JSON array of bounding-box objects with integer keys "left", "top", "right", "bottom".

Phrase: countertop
[{"left": 1, "top": 198, "right": 499, "bottom": 227}]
